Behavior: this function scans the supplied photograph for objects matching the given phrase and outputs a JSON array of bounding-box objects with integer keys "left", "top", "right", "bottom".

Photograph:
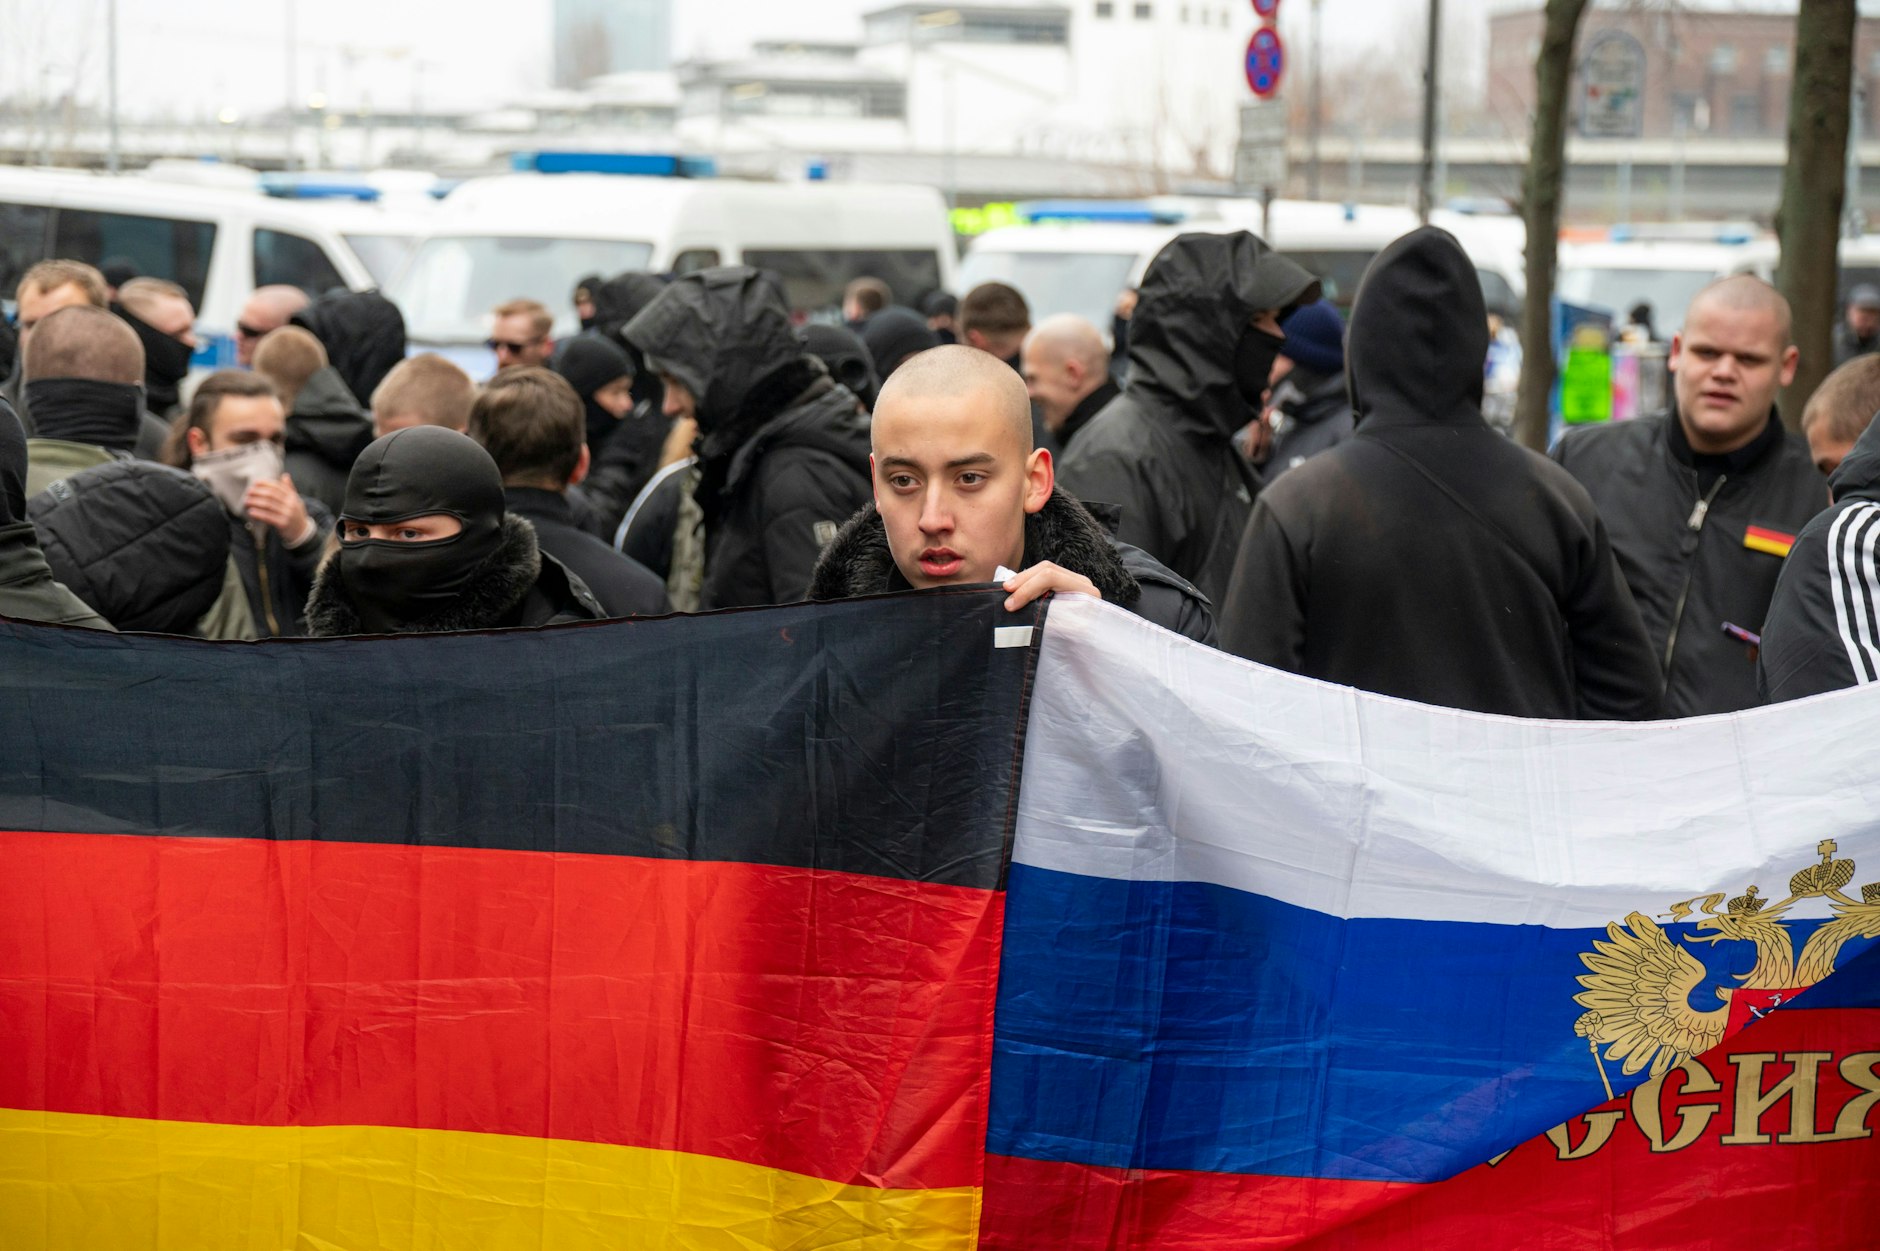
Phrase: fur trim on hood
[
  {"left": 808, "top": 487, "right": 1142, "bottom": 605},
  {"left": 305, "top": 513, "right": 544, "bottom": 636}
]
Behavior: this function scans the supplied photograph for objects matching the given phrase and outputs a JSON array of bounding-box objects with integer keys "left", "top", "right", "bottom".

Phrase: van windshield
[
  {"left": 959, "top": 249, "right": 1138, "bottom": 334},
  {"left": 394, "top": 235, "right": 655, "bottom": 343},
  {"left": 1558, "top": 267, "right": 1715, "bottom": 334}
]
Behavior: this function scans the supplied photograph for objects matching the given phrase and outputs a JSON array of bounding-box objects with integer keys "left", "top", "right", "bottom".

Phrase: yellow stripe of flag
[{"left": 0, "top": 1108, "right": 980, "bottom": 1251}]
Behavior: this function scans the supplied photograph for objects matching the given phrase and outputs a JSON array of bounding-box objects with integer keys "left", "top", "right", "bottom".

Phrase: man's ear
[
  {"left": 186, "top": 425, "right": 210, "bottom": 459},
  {"left": 1023, "top": 447, "right": 1054, "bottom": 515},
  {"left": 869, "top": 452, "right": 880, "bottom": 506},
  {"left": 570, "top": 443, "right": 591, "bottom": 487},
  {"left": 1779, "top": 344, "right": 1801, "bottom": 387},
  {"left": 1063, "top": 355, "right": 1085, "bottom": 389},
  {"left": 965, "top": 328, "right": 987, "bottom": 352}
]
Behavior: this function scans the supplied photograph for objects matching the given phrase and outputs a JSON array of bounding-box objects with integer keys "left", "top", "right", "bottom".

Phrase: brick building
[{"left": 1487, "top": 1, "right": 1880, "bottom": 141}]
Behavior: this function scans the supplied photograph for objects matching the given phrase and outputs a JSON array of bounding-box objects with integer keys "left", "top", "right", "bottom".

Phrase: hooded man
[
  {"left": 1056, "top": 232, "right": 1320, "bottom": 605},
  {"left": 624, "top": 266, "right": 872, "bottom": 609},
  {"left": 809, "top": 345, "right": 1214, "bottom": 643},
  {"left": 1221, "top": 227, "right": 1660, "bottom": 720},
  {"left": 1759, "top": 398, "right": 1880, "bottom": 702},
  {"left": 0, "top": 397, "right": 113, "bottom": 629},
  {"left": 291, "top": 289, "right": 408, "bottom": 407},
  {"left": 253, "top": 325, "right": 375, "bottom": 519},
  {"left": 113, "top": 278, "right": 197, "bottom": 418},
  {"left": 305, "top": 425, "right": 604, "bottom": 635},
  {"left": 801, "top": 322, "right": 879, "bottom": 412}
]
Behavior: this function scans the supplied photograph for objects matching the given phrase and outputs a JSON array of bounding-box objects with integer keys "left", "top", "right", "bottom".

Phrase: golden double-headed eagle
[{"left": 1573, "top": 840, "right": 1880, "bottom": 1088}]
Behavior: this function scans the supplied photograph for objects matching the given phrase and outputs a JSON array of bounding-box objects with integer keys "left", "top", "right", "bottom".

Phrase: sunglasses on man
[{"left": 485, "top": 337, "right": 545, "bottom": 354}]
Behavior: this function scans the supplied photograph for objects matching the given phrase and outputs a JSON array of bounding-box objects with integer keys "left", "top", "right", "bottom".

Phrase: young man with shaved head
[
  {"left": 1554, "top": 275, "right": 1828, "bottom": 715},
  {"left": 809, "top": 344, "right": 1215, "bottom": 643},
  {"left": 1021, "top": 314, "right": 1118, "bottom": 449}
]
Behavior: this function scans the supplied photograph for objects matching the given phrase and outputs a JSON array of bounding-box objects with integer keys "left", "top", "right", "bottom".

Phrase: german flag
[
  {"left": 1743, "top": 523, "right": 1797, "bottom": 558},
  {"left": 0, "top": 591, "right": 1041, "bottom": 1250}
]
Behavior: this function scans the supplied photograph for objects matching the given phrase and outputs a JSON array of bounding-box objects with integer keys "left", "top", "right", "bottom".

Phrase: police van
[
  {"left": 959, "top": 198, "right": 1526, "bottom": 333},
  {"left": 388, "top": 153, "right": 959, "bottom": 375},
  {"left": 0, "top": 166, "right": 378, "bottom": 367}
]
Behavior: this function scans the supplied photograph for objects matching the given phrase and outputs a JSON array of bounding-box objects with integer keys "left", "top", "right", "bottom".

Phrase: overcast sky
[{"left": 2, "top": 0, "right": 1484, "bottom": 120}]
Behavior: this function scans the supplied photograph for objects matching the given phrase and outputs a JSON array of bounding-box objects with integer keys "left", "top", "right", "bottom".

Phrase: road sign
[
  {"left": 1245, "top": 27, "right": 1285, "bottom": 98},
  {"left": 1235, "top": 100, "right": 1289, "bottom": 189},
  {"left": 1579, "top": 30, "right": 1646, "bottom": 139},
  {"left": 1251, "top": 0, "right": 1281, "bottom": 17}
]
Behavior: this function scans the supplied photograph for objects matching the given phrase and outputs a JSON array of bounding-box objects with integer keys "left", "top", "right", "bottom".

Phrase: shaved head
[
  {"left": 1026, "top": 314, "right": 1109, "bottom": 373},
  {"left": 1688, "top": 275, "right": 1793, "bottom": 345},
  {"left": 23, "top": 305, "right": 145, "bottom": 384},
  {"left": 874, "top": 344, "right": 1033, "bottom": 454},
  {"left": 253, "top": 325, "right": 328, "bottom": 411}
]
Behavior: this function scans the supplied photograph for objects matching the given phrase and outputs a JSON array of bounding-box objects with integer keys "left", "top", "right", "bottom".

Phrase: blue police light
[
  {"left": 1017, "top": 200, "right": 1186, "bottom": 225},
  {"left": 512, "top": 151, "right": 718, "bottom": 178},
  {"left": 258, "top": 173, "right": 383, "bottom": 201}
]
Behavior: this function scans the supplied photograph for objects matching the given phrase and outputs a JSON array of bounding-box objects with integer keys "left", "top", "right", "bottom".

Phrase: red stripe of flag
[{"left": 0, "top": 830, "right": 1002, "bottom": 1191}]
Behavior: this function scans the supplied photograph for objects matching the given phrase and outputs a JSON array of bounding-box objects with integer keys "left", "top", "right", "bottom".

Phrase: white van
[
  {"left": 959, "top": 199, "right": 1525, "bottom": 334},
  {"left": 0, "top": 166, "right": 377, "bottom": 367},
  {"left": 390, "top": 161, "right": 959, "bottom": 372},
  {"left": 1556, "top": 236, "right": 1778, "bottom": 336}
]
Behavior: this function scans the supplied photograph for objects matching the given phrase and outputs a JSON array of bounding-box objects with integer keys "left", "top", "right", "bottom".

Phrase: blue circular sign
[
  {"left": 1245, "top": 28, "right": 1285, "bottom": 97},
  {"left": 1251, "top": 0, "right": 1281, "bottom": 17}
]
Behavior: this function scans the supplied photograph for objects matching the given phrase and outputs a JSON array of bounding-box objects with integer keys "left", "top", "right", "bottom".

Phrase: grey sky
[{"left": 1, "top": 0, "right": 1484, "bottom": 120}]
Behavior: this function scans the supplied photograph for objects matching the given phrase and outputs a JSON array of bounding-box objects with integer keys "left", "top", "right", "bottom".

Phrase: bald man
[
  {"left": 1021, "top": 314, "right": 1118, "bottom": 447},
  {"left": 238, "top": 285, "right": 311, "bottom": 367},
  {"left": 1553, "top": 275, "right": 1828, "bottom": 715},
  {"left": 808, "top": 345, "right": 1215, "bottom": 642}
]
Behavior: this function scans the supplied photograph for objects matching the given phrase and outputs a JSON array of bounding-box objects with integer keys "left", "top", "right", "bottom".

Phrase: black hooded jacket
[
  {"left": 553, "top": 331, "right": 670, "bottom": 540},
  {"left": 1553, "top": 401, "right": 1827, "bottom": 718},
  {"left": 1056, "top": 231, "right": 1320, "bottom": 604},
  {"left": 625, "top": 268, "right": 872, "bottom": 608},
  {"left": 28, "top": 459, "right": 230, "bottom": 633},
  {"left": 284, "top": 365, "right": 375, "bottom": 519},
  {"left": 808, "top": 488, "right": 1216, "bottom": 645},
  {"left": 1759, "top": 415, "right": 1880, "bottom": 701},
  {"left": 1222, "top": 227, "right": 1661, "bottom": 720},
  {"left": 291, "top": 290, "right": 408, "bottom": 407}
]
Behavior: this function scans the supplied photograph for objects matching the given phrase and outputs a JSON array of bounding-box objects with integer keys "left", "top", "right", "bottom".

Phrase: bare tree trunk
[
  {"left": 1776, "top": 0, "right": 1856, "bottom": 428},
  {"left": 1513, "top": 0, "right": 1590, "bottom": 452}
]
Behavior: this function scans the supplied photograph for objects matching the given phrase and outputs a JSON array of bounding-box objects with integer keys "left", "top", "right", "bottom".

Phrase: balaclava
[
  {"left": 552, "top": 333, "right": 637, "bottom": 452},
  {"left": 337, "top": 426, "right": 507, "bottom": 632},
  {"left": 114, "top": 304, "right": 193, "bottom": 412}
]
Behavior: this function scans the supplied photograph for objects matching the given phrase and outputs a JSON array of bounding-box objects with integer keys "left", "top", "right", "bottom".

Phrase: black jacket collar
[{"left": 1059, "top": 379, "right": 1119, "bottom": 448}]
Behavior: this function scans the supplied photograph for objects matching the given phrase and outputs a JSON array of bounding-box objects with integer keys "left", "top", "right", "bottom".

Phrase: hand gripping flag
[{"left": 0, "top": 590, "right": 1043, "bottom": 1250}]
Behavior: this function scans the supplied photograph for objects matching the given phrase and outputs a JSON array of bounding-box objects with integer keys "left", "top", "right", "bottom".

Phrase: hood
[
  {"left": 709, "top": 364, "right": 867, "bottom": 504},
  {"left": 1346, "top": 226, "right": 1488, "bottom": 430},
  {"left": 286, "top": 366, "right": 375, "bottom": 465},
  {"left": 26, "top": 458, "right": 231, "bottom": 632},
  {"left": 292, "top": 290, "right": 408, "bottom": 407},
  {"left": 552, "top": 332, "right": 637, "bottom": 449},
  {"left": 1829, "top": 400, "right": 1880, "bottom": 500},
  {"left": 592, "top": 272, "right": 670, "bottom": 341},
  {"left": 859, "top": 306, "right": 939, "bottom": 380},
  {"left": 624, "top": 267, "right": 802, "bottom": 431},
  {"left": 802, "top": 322, "right": 878, "bottom": 410},
  {"left": 1126, "top": 231, "right": 1320, "bottom": 437}
]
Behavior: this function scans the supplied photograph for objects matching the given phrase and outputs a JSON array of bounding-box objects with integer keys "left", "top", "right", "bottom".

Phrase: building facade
[
  {"left": 554, "top": 0, "right": 673, "bottom": 88},
  {"left": 1488, "top": 1, "right": 1880, "bottom": 141}
]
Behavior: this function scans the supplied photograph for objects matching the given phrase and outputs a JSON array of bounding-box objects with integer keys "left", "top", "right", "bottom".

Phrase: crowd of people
[{"left": 4, "top": 225, "right": 1879, "bottom": 717}]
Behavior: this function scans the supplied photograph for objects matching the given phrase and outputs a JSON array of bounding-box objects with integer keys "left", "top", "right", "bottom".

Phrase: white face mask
[{"left": 191, "top": 440, "right": 284, "bottom": 518}]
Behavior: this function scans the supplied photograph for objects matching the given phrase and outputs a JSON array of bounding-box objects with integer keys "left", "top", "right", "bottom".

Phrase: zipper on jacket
[
  {"left": 253, "top": 527, "right": 282, "bottom": 637},
  {"left": 1660, "top": 473, "right": 1728, "bottom": 683}
]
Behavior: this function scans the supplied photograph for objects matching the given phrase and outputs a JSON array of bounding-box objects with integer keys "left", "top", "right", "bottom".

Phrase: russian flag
[{"left": 981, "top": 597, "right": 1880, "bottom": 1249}]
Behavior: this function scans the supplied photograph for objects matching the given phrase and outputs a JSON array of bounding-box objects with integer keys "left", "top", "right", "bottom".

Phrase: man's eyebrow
[{"left": 875, "top": 452, "right": 999, "bottom": 470}]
